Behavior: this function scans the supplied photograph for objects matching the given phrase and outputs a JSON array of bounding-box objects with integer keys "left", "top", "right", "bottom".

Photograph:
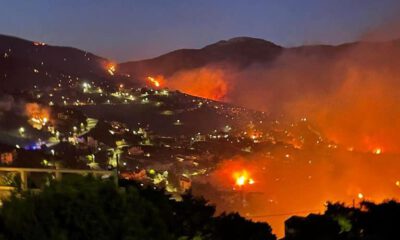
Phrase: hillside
[
  {"left": 118, "top": 37, "right": 283, "bottom": 79},
  {"left": 117, "top": 37, "right": 363, "bottom": 80},
  {"left": 118, "top": 36, "right": 400, "bottom": 84},
  {"left": 0, "top": 34, "right": 130, "bottom": 92}
]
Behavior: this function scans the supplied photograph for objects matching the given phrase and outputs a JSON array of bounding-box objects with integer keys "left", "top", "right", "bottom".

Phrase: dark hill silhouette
[
  {"left": 117, "top": 37, "right": 375, "bottom": 81},
  {"left": 118, "top": 37, "right": 283, "bottom": 79},
  {"left": 0, "top": 34, "right": 128, "bottom": 92},
  {"left": 2, "top": 33, "right": 400, "bottom": 97},
  {"left": 118, "top": 36, "right": 400, "bottom": 81}
]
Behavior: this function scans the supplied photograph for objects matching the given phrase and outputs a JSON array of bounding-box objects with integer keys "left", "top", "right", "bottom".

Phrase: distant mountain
[
  {"left": 0, "top": 34, "right": 129, "bottom": 92},
  {"left": 2, "top": 33, "right": 400, "bottom": 97},
  {"left": 117, "top": 37, "right": 363, "bottom": 80},
  {"left": 118, "top": 37, "right": 283, "bottom": 79}
]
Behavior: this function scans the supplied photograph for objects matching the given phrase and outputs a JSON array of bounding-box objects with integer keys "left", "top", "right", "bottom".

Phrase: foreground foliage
[
  {"left": 285, "top": 200, "right": 400, "bottom": 240},
  {"left": 0, "top": 176, "right": 275, "bottom": 240}
]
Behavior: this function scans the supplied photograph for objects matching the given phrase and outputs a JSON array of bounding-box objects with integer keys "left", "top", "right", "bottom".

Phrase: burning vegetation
[
  {"left": 233, "top": 170, "right": 255, "bottom": 187},
  {"left": 25, "top": 103, "right": 51, "bottom": 130},
  {"left": 107, "top": 64, "right": 116, "bottom": 76},
  {"left": 149, "top": 66, "right": 229, "bottom": 101},
  {"left": 3, "top": 31, "right": 400, "bottom": 238},
  {"left": 128, "top": 45, "right": 400, "bottom": 236},
  {"left": 154, "top": 41, "right": 400, "bottom": 154},
  {"left": 207, "top": 147, "right": 400, "bottom": 236},
  {"left": 147, "top": 76, "right": 162, "bottom": 88}
]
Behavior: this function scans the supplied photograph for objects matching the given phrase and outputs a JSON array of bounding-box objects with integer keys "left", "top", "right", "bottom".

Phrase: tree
[
  {"left": 285, "top": 201, "right": 400, "bottom": 240},
  {"left": 211, "top": 213, "right": 276, "bottom": 240},
  {"left": 0, "top": 176, "right": 276, "bottom": 240},
  {"left": 0, "top": 175, "right": 172, "bottom": 240}
]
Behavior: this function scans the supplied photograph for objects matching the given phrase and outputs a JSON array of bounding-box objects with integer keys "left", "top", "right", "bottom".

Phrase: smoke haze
[
  {"left": 163, "top": 40, "right": 400, "bottom": 153},
  {"left": 161, "top": 38, "right": 400, "bottom": 237}
]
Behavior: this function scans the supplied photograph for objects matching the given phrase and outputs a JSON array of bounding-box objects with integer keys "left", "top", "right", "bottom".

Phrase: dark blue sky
[{"left": 1, "top": 0, "right": 400, "bottom": 61}]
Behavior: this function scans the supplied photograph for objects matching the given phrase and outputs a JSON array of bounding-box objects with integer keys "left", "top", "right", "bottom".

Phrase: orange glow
[
  {"left": 147, "top": 76, "right": 161, "bottom": 88},
  {"left": 358, "top": 193, "right": 364, "bottom": 199},
  {"left": 25, "top": 103, "right": 51, "bottom": 130},
  {"left": 143, "top": 67, "right": 228, "bottom": 100},
  {"left": 373, "top": 148, "right": 382, "bottom": 155},
  {"left": 233, "top": 170, "right": 255, "bottom": 187},
  {"left": 172, "top": 43, "right": 400, "bottom": 154},
  {"left": 204, "top": 150, "right": 400, "bottom": 238},
  {"left": 236, "top": 175, "right": 246, "bottom": 186},
  {"left": 33, "top": 42, "right": 46, "bottom": 46},
  {"left": 246, "top": 122, "right": 263, "bottom": 140},
  {"left": 249, "top": 178, "right": 255, "bottom": 185},
  {"left": 107, "top": 64, "right": 116, "bottom": 76},
  {"left": 122, "top": 39, "right": 400, "bottom": 237},
  {"left": 165, "top": 67, "right": 228, "bottom": 101}
]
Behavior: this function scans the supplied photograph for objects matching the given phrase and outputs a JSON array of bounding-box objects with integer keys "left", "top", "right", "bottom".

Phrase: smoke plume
[{"left": 164, "top": 40, "right": 400, "bottom": 153}]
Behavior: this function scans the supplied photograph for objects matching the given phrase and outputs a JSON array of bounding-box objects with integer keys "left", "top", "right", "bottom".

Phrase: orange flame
[
  {"left": 166, "top": 67, "right": 228, "bottom": 101},
  {"left": 147, "top": 76, "right": 161, "bottom": 88},
  {"left": 25, "top": 103, "right": 51, "bottom": 130},
  {"left": 107, "top": 64, "right": 116, "bottom": 76},
  {"left": 373, "top": 148, "right": 382, "bottom": 155},
  {"left": 33, "top": 42, "right": 46, "bottom": 46},
  {"left": 233, "top": 170, "right": 255, "bottom": 187}
]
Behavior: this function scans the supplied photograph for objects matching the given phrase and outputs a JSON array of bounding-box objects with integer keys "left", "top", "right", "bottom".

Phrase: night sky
[{"left": 1, "top": 0, "right": 400, "bottom": 61}]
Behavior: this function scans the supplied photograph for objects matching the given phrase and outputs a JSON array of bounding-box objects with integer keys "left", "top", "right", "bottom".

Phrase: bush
[{"left": 0, "top": 176, "right": 275, "bottom": 240}]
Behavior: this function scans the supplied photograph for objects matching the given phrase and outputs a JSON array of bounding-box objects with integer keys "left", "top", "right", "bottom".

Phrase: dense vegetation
[
  {"left": 1, "top": 174, "right": 399, "bottom": 240},
  {"left": 285, "top": 200, "right": 400, "bottom": 240},
  {"left": 0, "top": 176, "right": 275, "bottom": 240}
]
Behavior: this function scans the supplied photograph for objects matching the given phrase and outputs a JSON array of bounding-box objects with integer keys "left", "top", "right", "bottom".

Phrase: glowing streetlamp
[{"left": 19, "top": 127, "right": 25, "bottom": 135}]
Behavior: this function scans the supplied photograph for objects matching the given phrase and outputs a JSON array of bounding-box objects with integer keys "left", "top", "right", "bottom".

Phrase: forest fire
[
  {"left": 143, "top": 68, "right": 229, "bottom": 100},
  {"left": 107, "top": 64, "right": 116, "bottom": 76},
  {"left": 373, "top": 148, "right": 382, "bottom": 155},
  {"left": 206, "top": 146, "right": 400, "bottom": 237},
  {"left": 33, "top": 41, "right": 46, "bottom": 46},
  {"left": 164, "top": 67, "right": 229, "bottom": 101},
  {"left": 25, "top": 103, "right": 51, "bottom": 130},
  {"left": 233, "top": 170, "right": 255, "bottom": 187},
  {"left": 147, "top": 76, "right": 161, "bottom": 88},
  {"left": 5, "top": 1, "right": 400, "bottom": 239},
  {"left": 358, "top": 193, "right": 364, "bottom": 199}
]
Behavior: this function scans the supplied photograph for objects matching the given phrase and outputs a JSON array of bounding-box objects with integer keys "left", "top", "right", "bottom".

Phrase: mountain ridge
[
  {"left": 118, "top": 36, "right": 400, "bottom": 81},
  {"left": 2, "top": 33, "right": 400, "bottom": 93},
  {"left": 0, "top": 34, "right": 128, "bottom": 92}
]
